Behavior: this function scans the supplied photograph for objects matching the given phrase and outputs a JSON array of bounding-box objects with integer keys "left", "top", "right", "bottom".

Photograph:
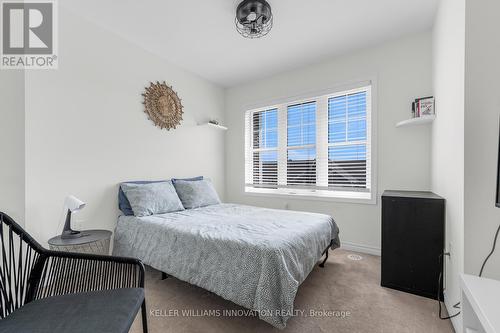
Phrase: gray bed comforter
[{"left": 113, "top": 203, "right": 340, "bottom": 329}]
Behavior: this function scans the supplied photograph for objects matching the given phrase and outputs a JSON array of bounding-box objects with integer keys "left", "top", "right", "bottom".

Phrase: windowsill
[{"left": 244, "top": 187, "right": 376, "bottom": 205}]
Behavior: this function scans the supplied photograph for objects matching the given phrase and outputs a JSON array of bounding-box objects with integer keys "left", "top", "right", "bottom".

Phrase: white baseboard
[
  {"left": 340, "top": 241, "right": 381, "bottom": 256},
  {"left": 444, "top": 290, "right": 462, "bottom": 333}
]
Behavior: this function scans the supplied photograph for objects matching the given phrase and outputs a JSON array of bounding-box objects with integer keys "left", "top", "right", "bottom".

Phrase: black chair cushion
[{"left": 0, "top": 288, "right": 144, "bottom": 333}]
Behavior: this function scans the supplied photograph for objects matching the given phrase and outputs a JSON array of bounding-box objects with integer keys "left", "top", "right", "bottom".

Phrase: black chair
[{"left": 0, "top": 212, "right": 148, "bottom": 333}]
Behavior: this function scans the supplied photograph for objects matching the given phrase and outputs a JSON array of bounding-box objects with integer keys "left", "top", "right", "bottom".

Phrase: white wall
[
  {"left": 225, "top": 32, "right": 433, "bottom": 251},
  {"left": 24, "top": 8, "right": 225, "bottom": 243},
  {"left": 464, "top": 0, "right": 500, "bottom": 280},
  {"left": 431, "top": 0, "right": 465, "bottom": 329},
  {"left": 0, "top": 71, "right": 25, "bottom": 226}
]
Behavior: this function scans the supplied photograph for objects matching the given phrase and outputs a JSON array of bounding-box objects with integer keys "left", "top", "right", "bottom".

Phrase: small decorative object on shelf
[
  {"left": 202, "top": 121, "right": 228, "bottom": 130},
  {"left": 398, "top": 96, "right": 436, "bottom": 127},
  {"left": 412, "top": 96, "right": 434, "bottom": 118}
]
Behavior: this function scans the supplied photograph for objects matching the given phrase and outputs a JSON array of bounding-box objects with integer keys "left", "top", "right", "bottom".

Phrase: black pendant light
[{"left": 235, "top": 0, "right": 273, "bottom": 39}]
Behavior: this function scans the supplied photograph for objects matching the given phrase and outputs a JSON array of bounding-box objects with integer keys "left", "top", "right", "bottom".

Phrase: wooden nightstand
[{"left": 48, "top": 230, "right": 112, "bottom": 255}]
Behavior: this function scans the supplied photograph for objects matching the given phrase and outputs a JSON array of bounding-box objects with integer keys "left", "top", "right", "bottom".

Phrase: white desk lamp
[{"left": 61, "top": 195, "right": 86, "bottom": 239}]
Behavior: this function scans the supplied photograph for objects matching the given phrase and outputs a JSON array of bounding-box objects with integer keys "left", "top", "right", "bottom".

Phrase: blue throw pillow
[
  {"left": 120, "top": 181, "right": 184, "bottom": 217},
  {"left": 173, "top": 179, "right": 221, "bottom": 209},
  {"left": 118, "top": 180, "right": 166, "bottom": 215},
  {"left": 119, "top": 177, "right": 203, "bottom": 215}
]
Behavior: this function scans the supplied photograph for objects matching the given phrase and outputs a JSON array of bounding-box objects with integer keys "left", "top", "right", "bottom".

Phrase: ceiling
[{"left": 63, "top": 0, "right": 438, "bottom": 87}]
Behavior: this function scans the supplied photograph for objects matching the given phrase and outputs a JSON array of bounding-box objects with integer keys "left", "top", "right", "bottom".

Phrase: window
[
  {"left": 328, "top": 91, "right": 368, "bottom": 189},
  {"left": 245, "top": 84, "right": 373, "bottom": 201},
  {"left": 251, "top": 109, "right": 278, "bottom": 186},
  {"left": 287, "top": 102, "right": 316, "bottom": 186}
]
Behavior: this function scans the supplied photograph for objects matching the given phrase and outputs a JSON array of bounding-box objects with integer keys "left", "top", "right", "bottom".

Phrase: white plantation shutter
[
  {"left": 286, "top": 101, "right": 317, "bottom": 186},
  {"left": 245, "top": 84, "right": 372, "bottom": 199},
  {"left": 245, "top": 109, "right": 279, "bottom": 187},
  {"left": 327, "top": 87, "right": 371, "bottom": 192}
]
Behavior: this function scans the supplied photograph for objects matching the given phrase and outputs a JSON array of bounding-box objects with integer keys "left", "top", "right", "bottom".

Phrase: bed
[{"left": 113, "top": 203, "right": 340, "bottom": 329}]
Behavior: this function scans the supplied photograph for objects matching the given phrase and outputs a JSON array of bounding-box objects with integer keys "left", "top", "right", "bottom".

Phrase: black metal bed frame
[
  {"left": 0, "top": 212, "right": 148, "bottom": 332},
  {"left": 319, "top": 239, "right": 335, "bottom": 267}
]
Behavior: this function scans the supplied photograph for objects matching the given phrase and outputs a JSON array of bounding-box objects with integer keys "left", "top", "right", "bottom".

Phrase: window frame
[{"left": 244, "top": 80, "right": 377, "bottom": 204}]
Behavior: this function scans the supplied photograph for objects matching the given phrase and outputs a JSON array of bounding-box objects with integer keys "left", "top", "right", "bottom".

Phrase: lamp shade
[{"left": 64, "top": 195, "right": 86, "bottom": 212}]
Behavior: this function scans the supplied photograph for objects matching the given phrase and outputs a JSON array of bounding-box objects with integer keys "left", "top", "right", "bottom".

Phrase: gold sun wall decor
[{"left": 142, "top": 81, "right": 184, "bottom": 130}]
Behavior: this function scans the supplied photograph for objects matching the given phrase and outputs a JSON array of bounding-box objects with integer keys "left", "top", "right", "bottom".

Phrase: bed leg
[
  {"left": 161, "top": 272, "right": 169, "bottom": 280},
  {"left": 319, "top": 240, "right": 334, "bottom": 268},
  {"left": 319, "top": 249, "right": 329, "bottom": 268}
]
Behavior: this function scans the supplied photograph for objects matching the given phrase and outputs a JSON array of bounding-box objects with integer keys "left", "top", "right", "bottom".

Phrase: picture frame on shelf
[
  {"left": 413, "top": 96, "right": 434, "bottom": 117},
  {"left": 418, "top": 96, "right": 434, "bottom": 116}
]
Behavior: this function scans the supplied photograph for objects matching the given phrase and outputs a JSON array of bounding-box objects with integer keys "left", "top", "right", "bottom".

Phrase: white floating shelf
[
  {"left": 200, "top": 122, "right": 228, "bottom": 131},
  {"left": 396, "top": 115, "right": 435, "bottom": 128}
]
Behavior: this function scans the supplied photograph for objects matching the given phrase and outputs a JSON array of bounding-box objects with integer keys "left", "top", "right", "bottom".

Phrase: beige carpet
[{"left": 130, "top": 249, "right": 454, "bottom": 333}]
